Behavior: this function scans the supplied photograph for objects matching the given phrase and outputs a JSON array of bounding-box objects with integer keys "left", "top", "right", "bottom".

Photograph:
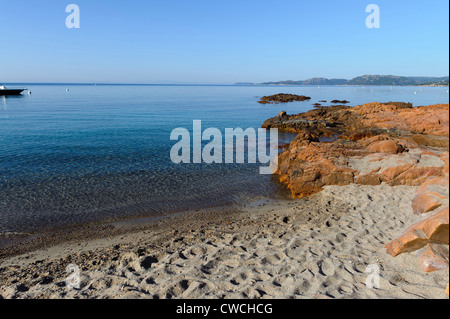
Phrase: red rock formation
[
  {"left": 264, "top": 103, "right": 449, "bottom": 197},
  {"left": 276, "top": 134, "right": 447, "bottom": 197},
  {"left": 276, "top": 139, "right": 363, "bottom": 197}
]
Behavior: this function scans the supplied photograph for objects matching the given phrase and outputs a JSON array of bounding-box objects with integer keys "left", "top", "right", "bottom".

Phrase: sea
[{"left": 0, "top": 84, "right": 448, "bottom": 234}]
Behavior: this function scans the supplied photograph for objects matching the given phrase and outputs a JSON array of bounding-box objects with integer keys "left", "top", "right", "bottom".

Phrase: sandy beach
[{"left": 1, "top": 183, "right": 448, "bottom": 299}]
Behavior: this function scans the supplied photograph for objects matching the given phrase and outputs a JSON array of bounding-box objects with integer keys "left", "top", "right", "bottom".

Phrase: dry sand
[{"left": 0, "top": 183, "right": 448, "bottom": 299}]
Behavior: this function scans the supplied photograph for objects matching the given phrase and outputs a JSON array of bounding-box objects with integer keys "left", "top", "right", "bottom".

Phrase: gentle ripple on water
[{"left": 0, "top": 85, "right": 448, "bottom": 233}]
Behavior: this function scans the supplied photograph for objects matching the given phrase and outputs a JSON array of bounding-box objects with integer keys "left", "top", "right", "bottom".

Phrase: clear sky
[{"left": 1, "top": 0, "right": 448, "bottom": 84}]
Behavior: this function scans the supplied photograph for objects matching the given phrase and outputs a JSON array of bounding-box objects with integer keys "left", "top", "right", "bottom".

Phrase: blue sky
[{"left": 1, "top": 0, "right": 448, "bottom": 83}]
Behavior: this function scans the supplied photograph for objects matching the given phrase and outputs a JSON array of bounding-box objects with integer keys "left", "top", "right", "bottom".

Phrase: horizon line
[{"left": 3, "top": 74, "right": 449, "bottom": 86}]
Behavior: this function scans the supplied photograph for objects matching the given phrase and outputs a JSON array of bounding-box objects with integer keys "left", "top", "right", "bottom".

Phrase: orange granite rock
[
  {"left": 276, "top": 140, "right": 447, "bottom": 197},
  {"left": 356, "top": 103, "right": 449, "bottom": 137},
  {"left": 385, "top": 206, "right": 449, "bottom": 257},
  {"left": 412, "top": 176, "right": 449, "bottom": 215},
  {"left": 263, "top": 103, "right": 449, "bottom": 143},
  {"left": 418, "top": 244, "right": 449, "bottom": 273},
  {"left": 366, "top": 139, "right": 408, "bottom": 154},
  {"left": 383, "top": 165, "right": 445, "bottom": 187},
  {"left": 276, "top": 140, "right": 362, "bottom": 197},
  {"left": 385, "top": 232, "right": 429, "bottom": 257}
]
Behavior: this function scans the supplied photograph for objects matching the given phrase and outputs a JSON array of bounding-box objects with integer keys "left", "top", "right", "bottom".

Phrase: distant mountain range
[{"left": 236, "top": 75, "right": 449, "bottom": 86}]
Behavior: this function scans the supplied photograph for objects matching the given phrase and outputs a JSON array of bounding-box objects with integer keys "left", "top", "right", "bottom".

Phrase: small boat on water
[{"left": 0, "top": 85, "right": 26, "bottom": 95}]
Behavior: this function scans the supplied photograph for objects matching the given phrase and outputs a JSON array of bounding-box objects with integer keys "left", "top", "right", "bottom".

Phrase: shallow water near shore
[{"left": 0, "top": 84, "right": 448, "bottom": 234}]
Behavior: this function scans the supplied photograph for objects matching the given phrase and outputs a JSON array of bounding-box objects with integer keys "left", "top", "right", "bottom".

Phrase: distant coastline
[
  {"left": 4, "top": 75, "right": 449, "bottom": 88},
  {"left": 236, "top": 74, "right": 450, "bottom": 87}
]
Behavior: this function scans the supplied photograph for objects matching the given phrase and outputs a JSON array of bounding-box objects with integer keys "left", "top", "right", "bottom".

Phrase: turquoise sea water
[{"left": 0, "top": 84, "right": 448, "bottom": 233}]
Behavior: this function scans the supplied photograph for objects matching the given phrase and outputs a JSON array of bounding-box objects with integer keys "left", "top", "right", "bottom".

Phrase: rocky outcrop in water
[
  {"left": 330, "top": 100, "right": 350, "bottom": 104},
  {"left": 263, "top": 102, "right": 449, "bottom": 145},
  {"left": 257, "top": 93, "right": 311, "bottom": 104},
  {"left": 263, "top": 102, "right": 448, "bottom": 196}
]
